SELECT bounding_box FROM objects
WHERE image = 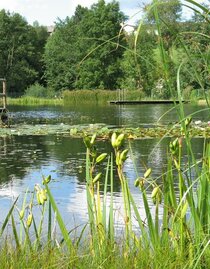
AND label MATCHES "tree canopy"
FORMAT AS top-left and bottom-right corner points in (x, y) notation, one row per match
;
(44, 0), (127, 91)
(0, 10), (48, 95)
(0, 0), (209, 99)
